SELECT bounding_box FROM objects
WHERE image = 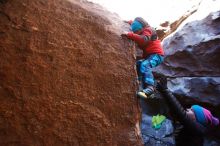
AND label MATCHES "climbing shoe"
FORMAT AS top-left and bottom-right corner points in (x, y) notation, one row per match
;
(137, 86), (155, 99)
